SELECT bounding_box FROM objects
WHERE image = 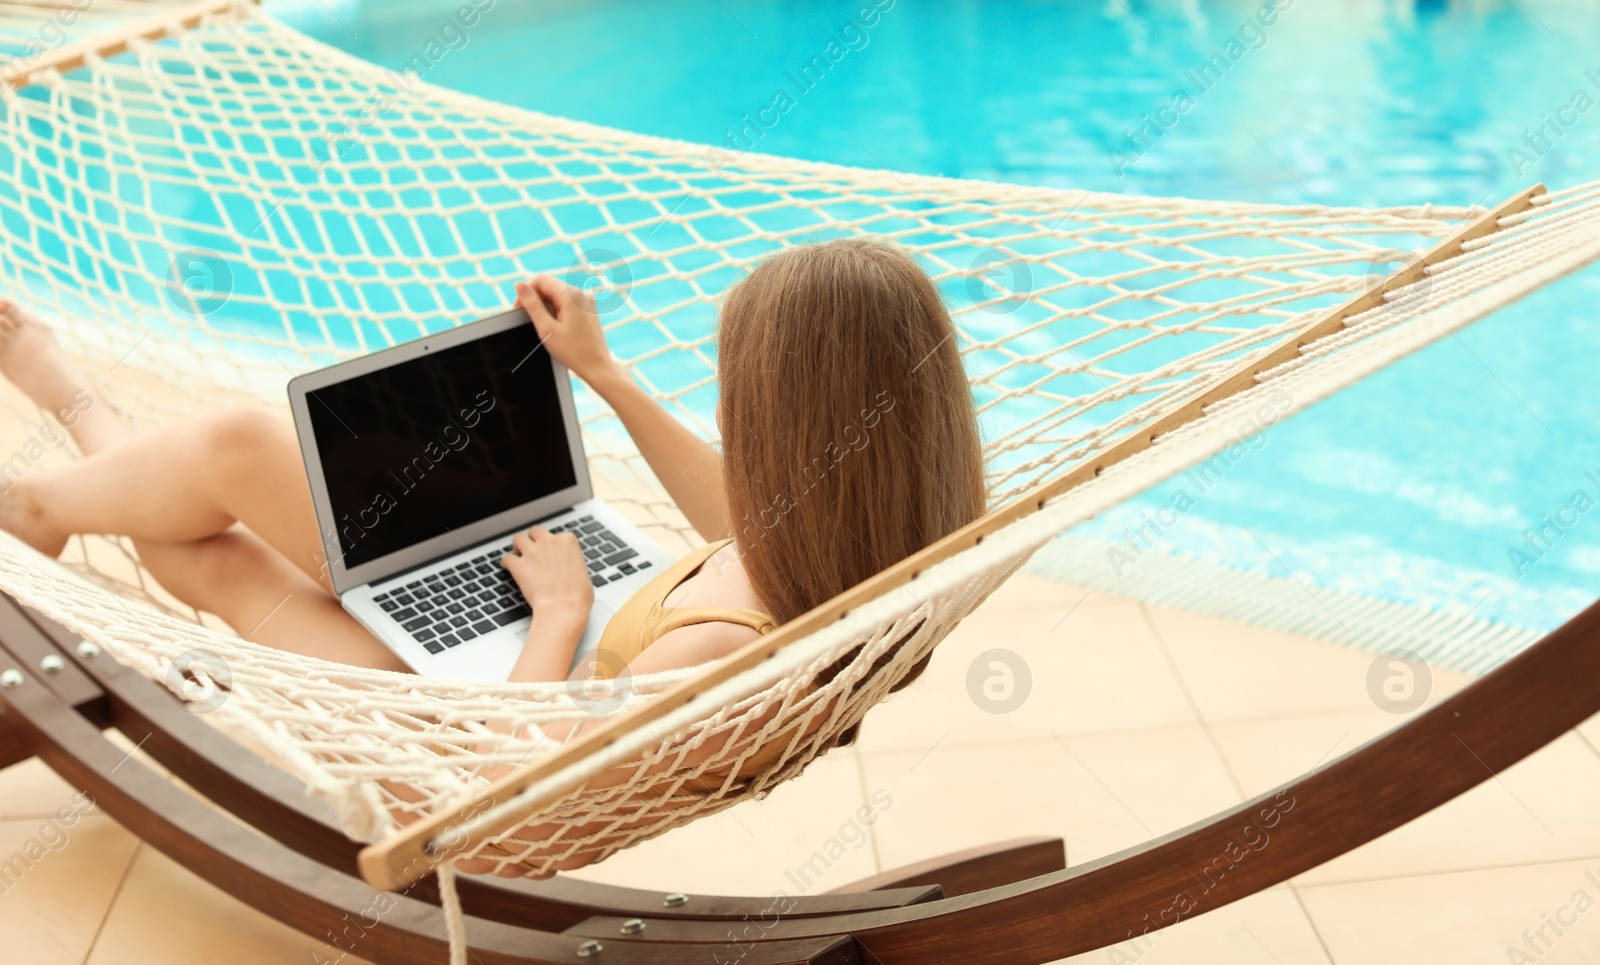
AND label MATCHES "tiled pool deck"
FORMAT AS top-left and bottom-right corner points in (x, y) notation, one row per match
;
(4, 572), (1599, 964)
